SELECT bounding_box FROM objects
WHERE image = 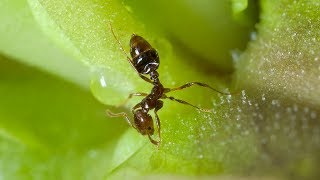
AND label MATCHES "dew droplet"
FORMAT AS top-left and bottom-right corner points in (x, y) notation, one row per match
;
(250, 31), (257, 41)
(231, 50), (242, 64)
(293, 104), (298, 112)
(198, 154), (204, 159)
(271, 99), (280, 106)
(311, 111), (317, 119)
(90, 69), (134, 105)
(99, 75), (107, 88)
(236, 114), (241, 121)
